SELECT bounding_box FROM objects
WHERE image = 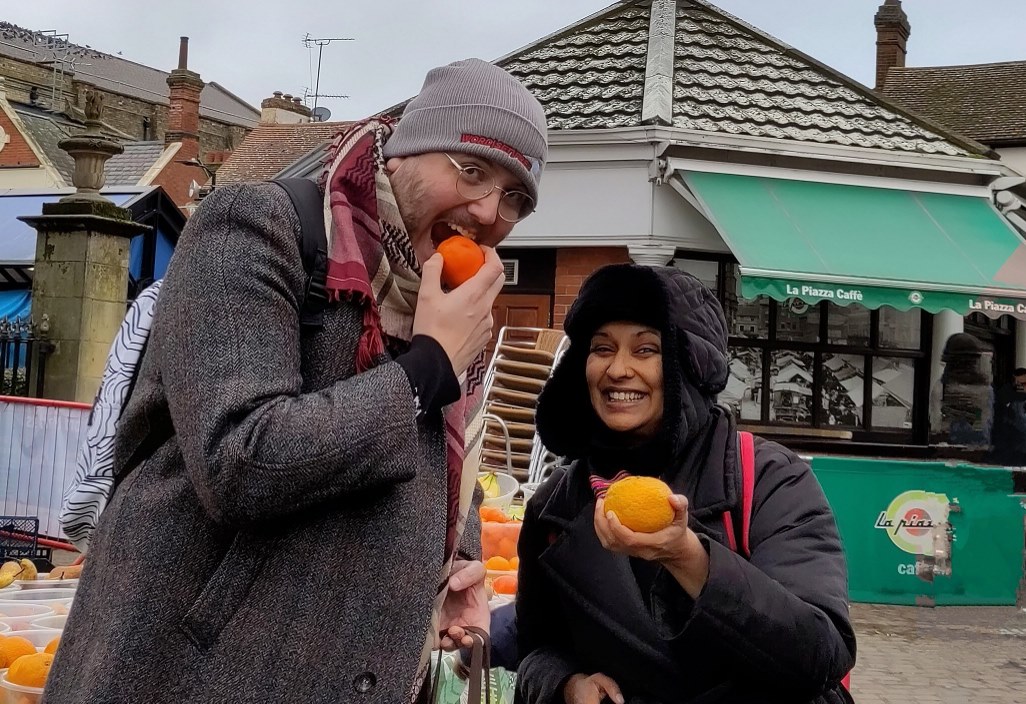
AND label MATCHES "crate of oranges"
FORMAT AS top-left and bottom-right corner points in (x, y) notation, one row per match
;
(480, 506), (521, 599)
(480, 506), (521, 562)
